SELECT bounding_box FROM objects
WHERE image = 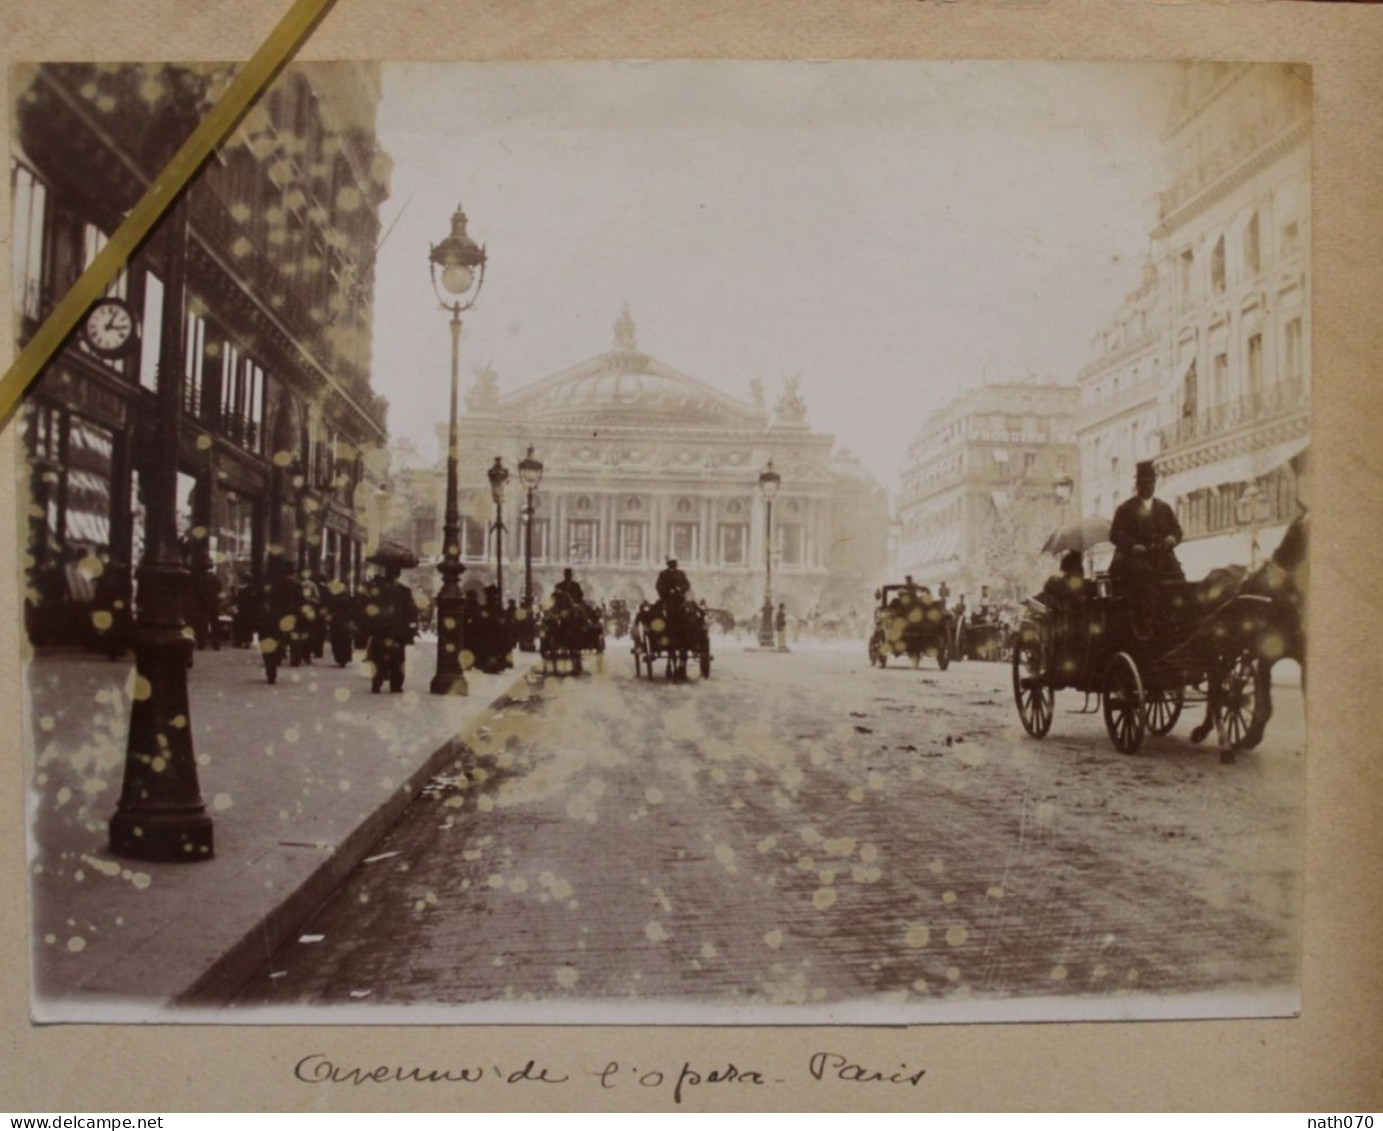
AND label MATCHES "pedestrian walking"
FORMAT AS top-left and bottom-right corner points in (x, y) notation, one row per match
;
(257, 558), (302, 685)
(364, 564), (419, 693)
(325, 578), (359, 667)
(775, 601), (788, 650)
